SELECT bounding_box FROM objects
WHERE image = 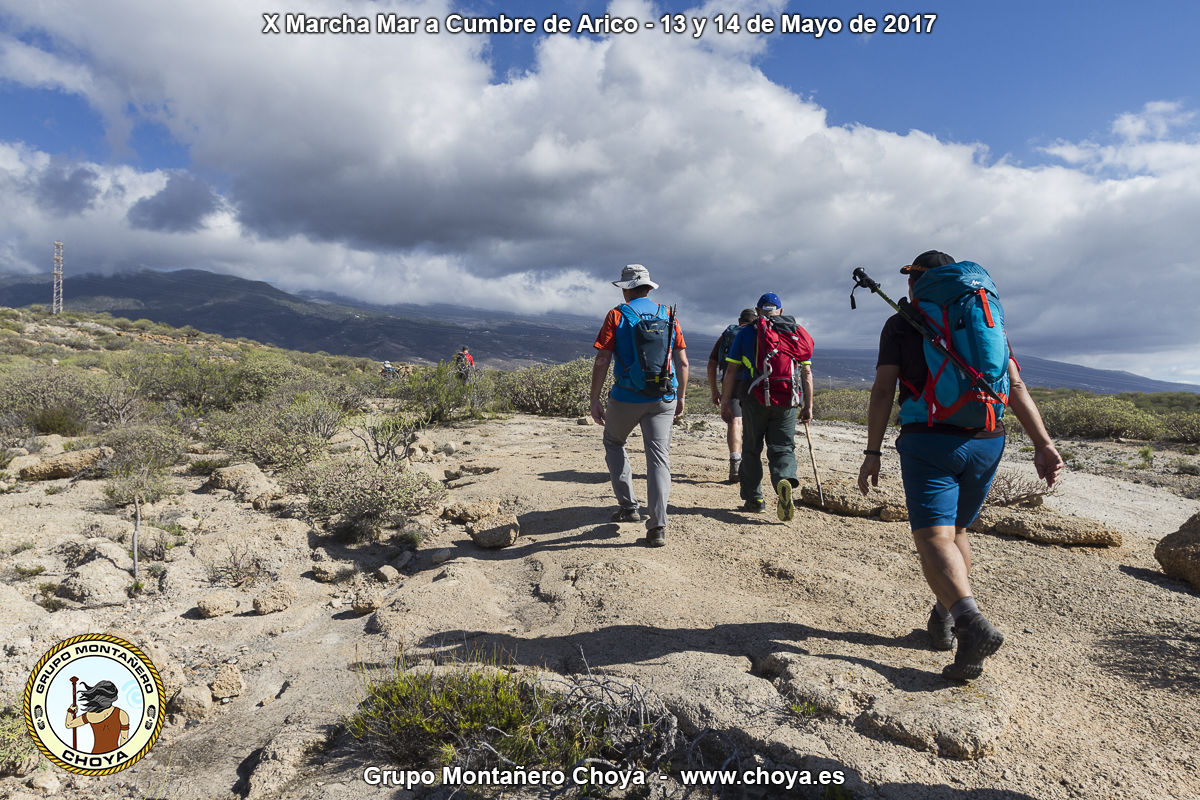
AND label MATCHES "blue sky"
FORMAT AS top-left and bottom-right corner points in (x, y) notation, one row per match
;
(3, 1), (1200, 382)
